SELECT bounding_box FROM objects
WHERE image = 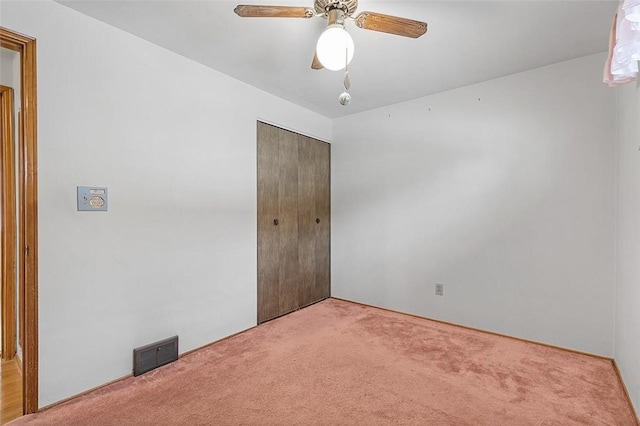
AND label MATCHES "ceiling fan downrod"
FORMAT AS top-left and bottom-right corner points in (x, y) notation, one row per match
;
(326, 7), (346, 26)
